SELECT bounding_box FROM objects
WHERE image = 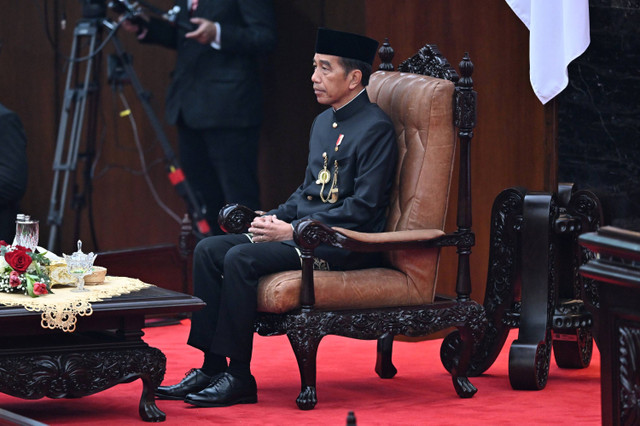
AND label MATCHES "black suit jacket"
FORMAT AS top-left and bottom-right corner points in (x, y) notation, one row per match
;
(0, 104), (28, 242)
(267, 90), (397, 232)
(142, 0), (277, 129)
(265, 90), (397, 266)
